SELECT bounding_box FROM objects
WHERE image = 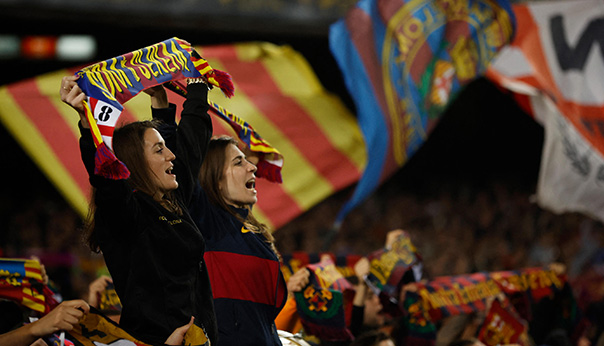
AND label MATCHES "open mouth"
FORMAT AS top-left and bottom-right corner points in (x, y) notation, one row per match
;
(166, 167), (174, 175)
(245, 179), (256, 190)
